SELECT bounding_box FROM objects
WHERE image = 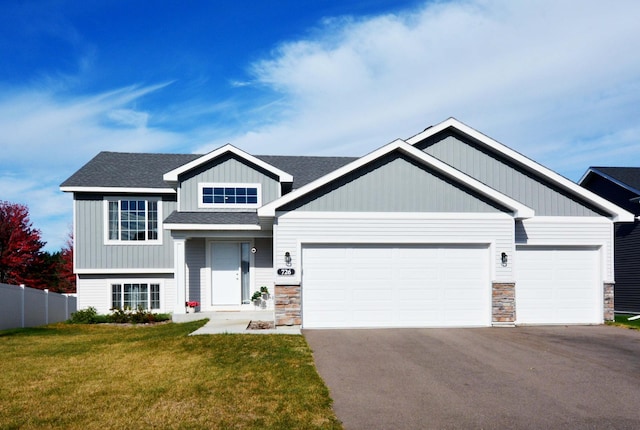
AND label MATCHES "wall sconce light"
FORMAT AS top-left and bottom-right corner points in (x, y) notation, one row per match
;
(501, 252), (508, 267)
(284, 251), (292, 266)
